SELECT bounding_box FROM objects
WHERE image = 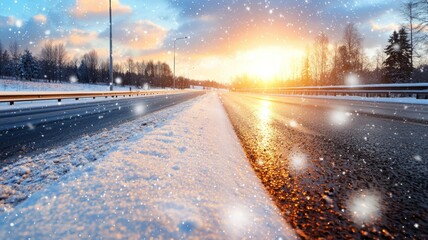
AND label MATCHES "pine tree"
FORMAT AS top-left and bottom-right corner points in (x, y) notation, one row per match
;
(398, 28), (413, 81)
(20, 49), (39, 81)
(383, 28), (412, 83)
